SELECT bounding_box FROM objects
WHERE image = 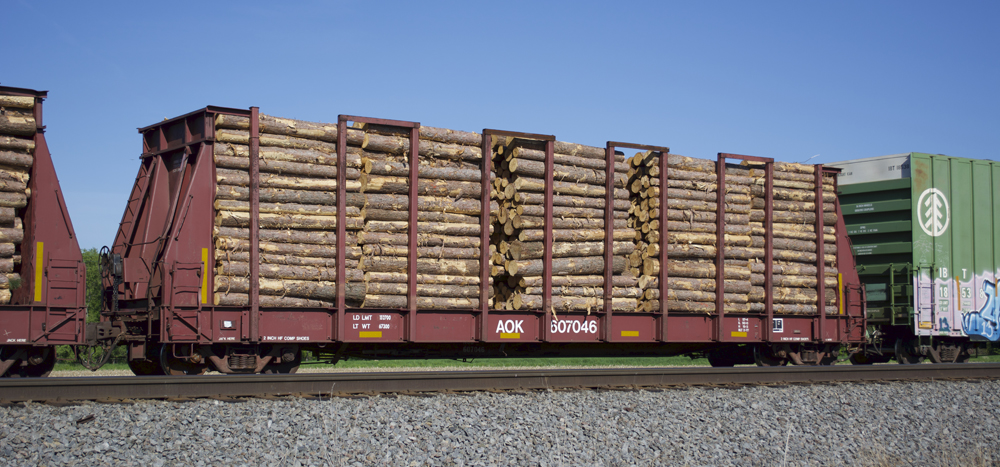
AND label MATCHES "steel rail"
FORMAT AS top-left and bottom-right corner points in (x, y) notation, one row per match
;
(2, 364), (999, 403)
